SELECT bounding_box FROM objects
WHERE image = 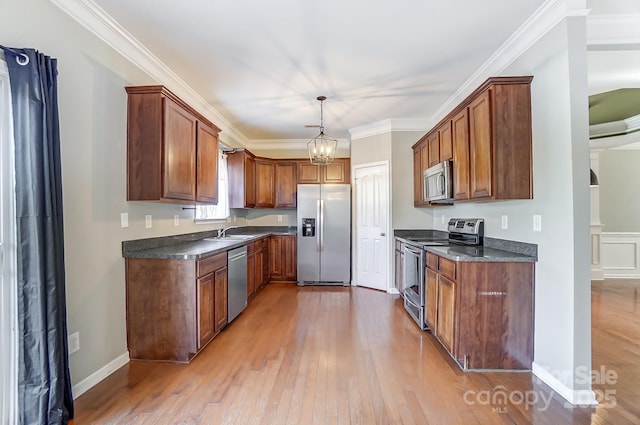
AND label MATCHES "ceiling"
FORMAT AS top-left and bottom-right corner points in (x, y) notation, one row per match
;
(76, 0), (640, 147)
(91, 0), (549, 145)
